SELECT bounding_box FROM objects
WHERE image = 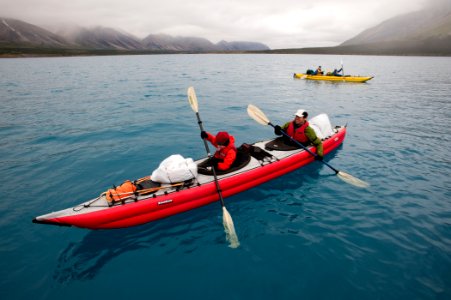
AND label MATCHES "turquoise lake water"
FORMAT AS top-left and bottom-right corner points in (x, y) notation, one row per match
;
(1, 54), (450, 299)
